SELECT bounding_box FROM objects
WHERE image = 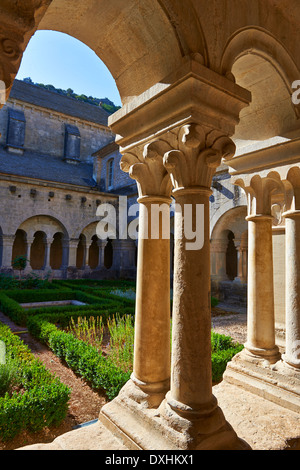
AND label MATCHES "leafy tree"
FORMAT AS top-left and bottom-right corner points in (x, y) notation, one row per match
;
(12, 255), (28, 281)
